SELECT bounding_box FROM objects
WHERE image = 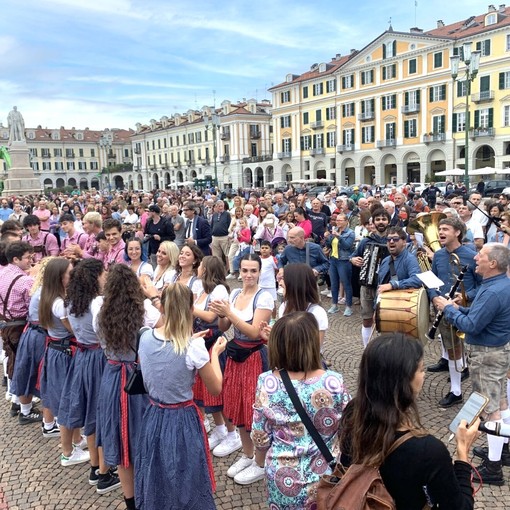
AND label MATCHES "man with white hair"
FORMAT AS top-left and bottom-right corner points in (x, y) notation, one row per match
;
(243, 204), (259, 233)
(383, 200), (400, 227)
